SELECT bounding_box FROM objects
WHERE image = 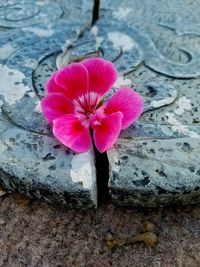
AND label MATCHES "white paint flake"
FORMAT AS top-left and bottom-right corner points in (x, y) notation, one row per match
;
(34, 100), (42, 113)
(0, 65), (28, 105)
(107, 32), (134, 51)
(56, 40), (74, 69)
(174, 96), (192, 115)
(166, 112), (200, 138)
(70, 150), (97, 206)
(107, 148), (121, 173)
(113, 7), (131, 20)
(151, 97), (175, 108)
(91, 26), (98, 36)
(36, 0), (48, 6)
(24, 58), (38, 69)
(114, 75), (132, 88)
(23, 27), (54, 38)
(0, 143), (7, 154)
(61, 39), (73, 52)
(151, 90), (177, 108)
(91, 25), (104, 48)
(0, 43), (17, 60)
